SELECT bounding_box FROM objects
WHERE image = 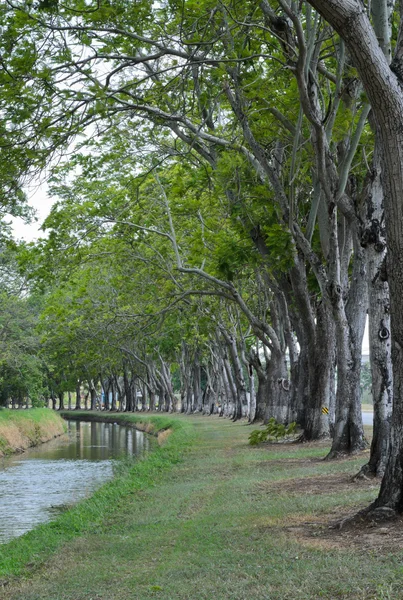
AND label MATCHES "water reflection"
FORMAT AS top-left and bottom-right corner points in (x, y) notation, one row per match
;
(0, 420), (150, 543)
